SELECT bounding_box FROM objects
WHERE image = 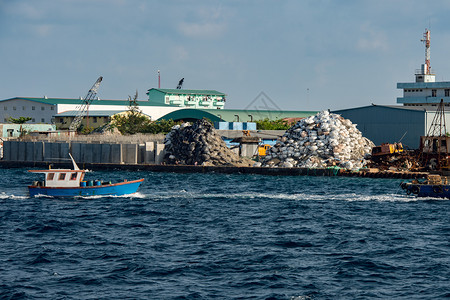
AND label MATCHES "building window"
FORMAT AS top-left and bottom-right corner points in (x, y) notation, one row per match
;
(32, 106), (35, 110)
(3, 118), (7, 122)
(22, 106), (25, 110)
(93, 117), (97, 123)
(41, 106), (45, 110)
(41, 118), (45, 122)
(446, 89), (450, 97)
(432, 89), (437, 97)
(51, 106), (54, 110)
(59, 118), (63, 123)
(13, 106), (16, 110)
(3, 106), (6, 110)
